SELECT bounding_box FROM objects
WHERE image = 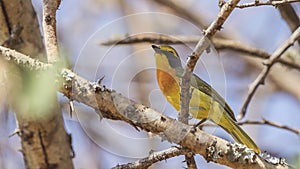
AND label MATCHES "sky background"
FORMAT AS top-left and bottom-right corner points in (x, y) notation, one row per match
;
(1, 0), (300, 168)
